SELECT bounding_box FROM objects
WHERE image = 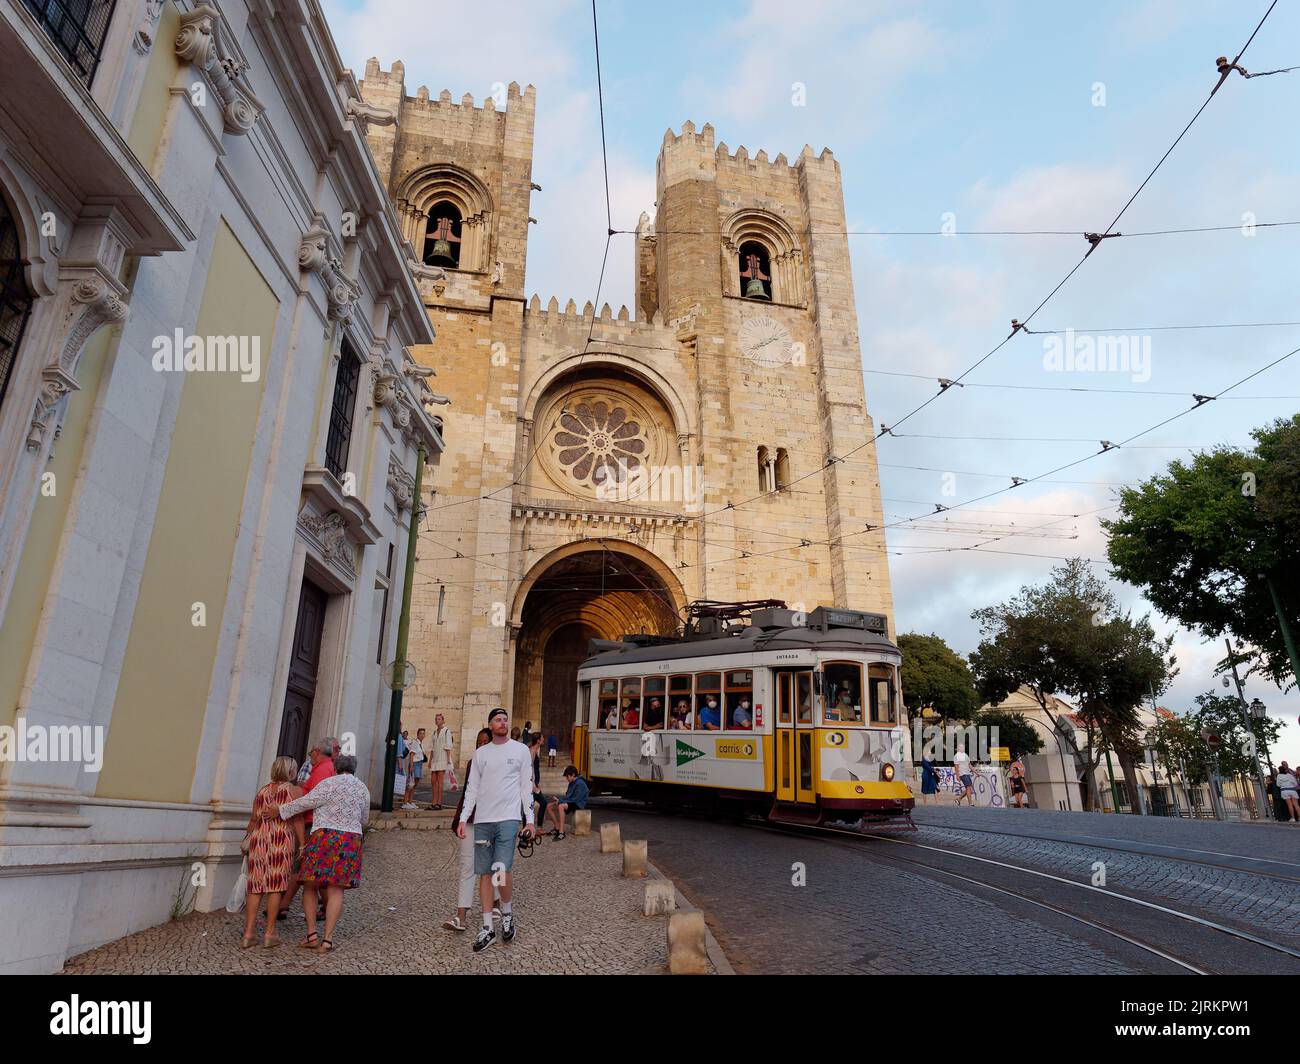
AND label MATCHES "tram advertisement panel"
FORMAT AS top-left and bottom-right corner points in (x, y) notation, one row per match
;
(589, 730), (766, 791)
